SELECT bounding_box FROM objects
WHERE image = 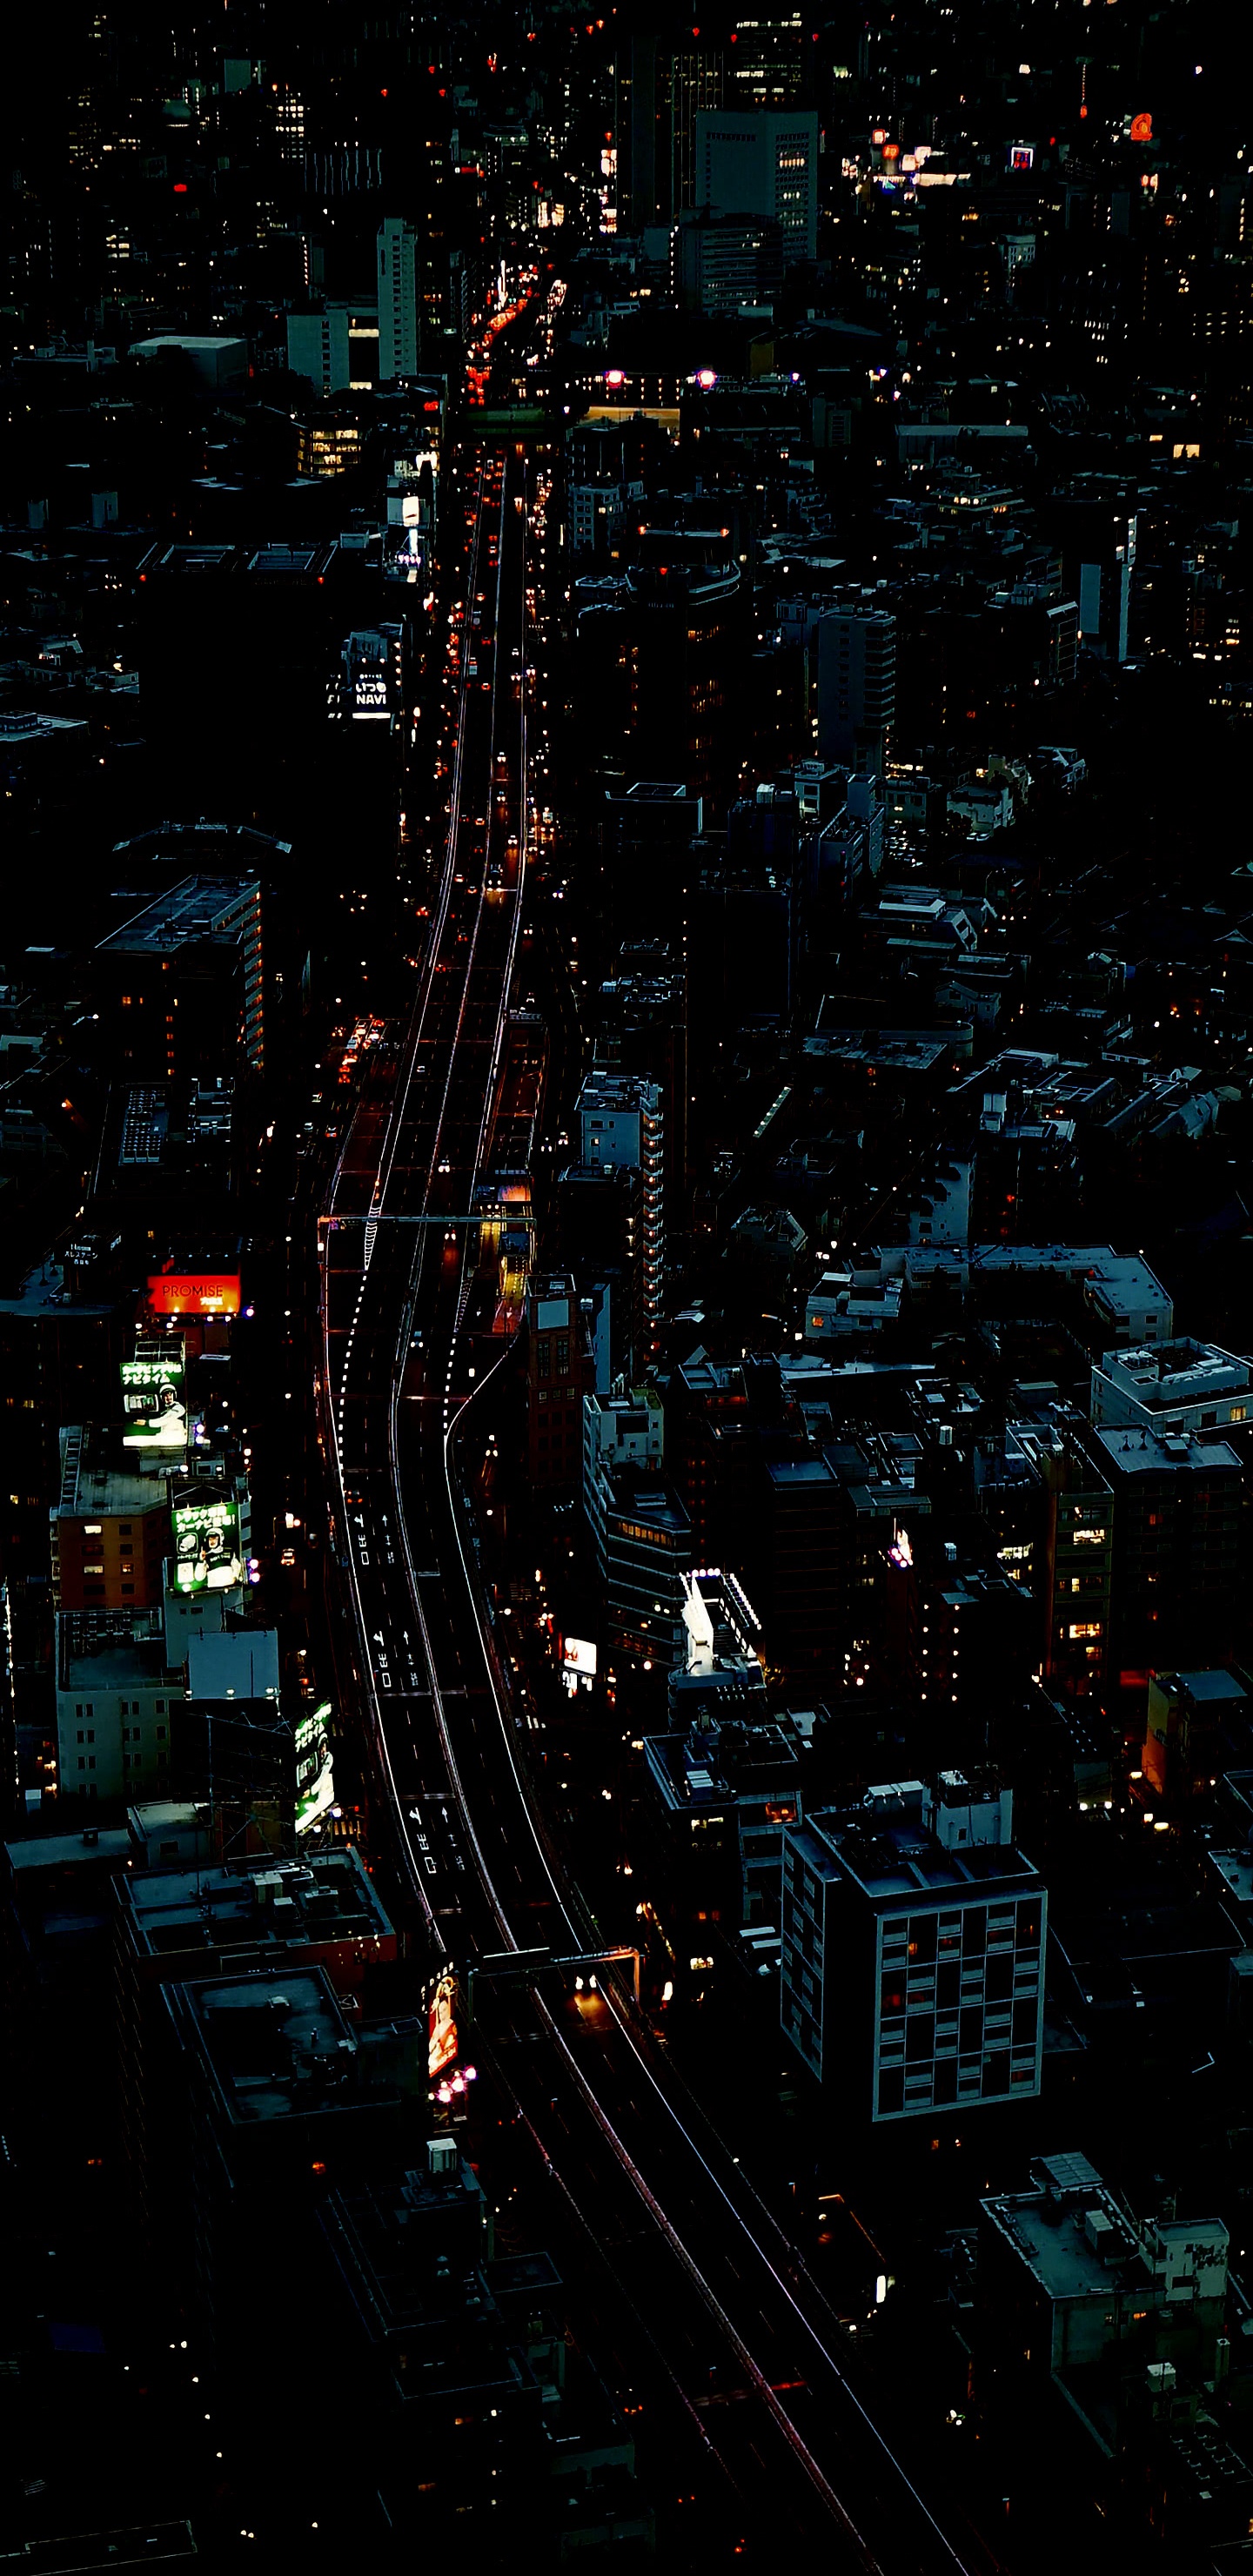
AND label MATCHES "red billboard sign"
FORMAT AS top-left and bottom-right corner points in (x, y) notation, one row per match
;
(147, 1272), (241, 1317)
